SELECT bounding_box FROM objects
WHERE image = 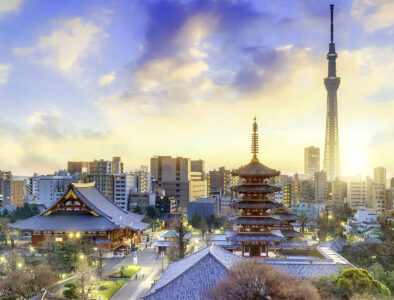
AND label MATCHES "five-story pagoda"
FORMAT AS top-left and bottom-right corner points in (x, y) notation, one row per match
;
(228, 118), (300, 258)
